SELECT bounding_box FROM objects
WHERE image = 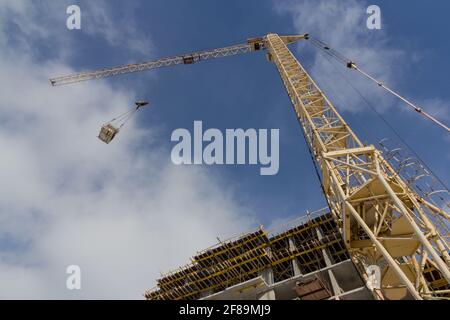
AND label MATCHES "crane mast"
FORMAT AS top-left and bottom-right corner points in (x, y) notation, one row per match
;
(50, 33), (450, 299)
(264, 33), (449, 300)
